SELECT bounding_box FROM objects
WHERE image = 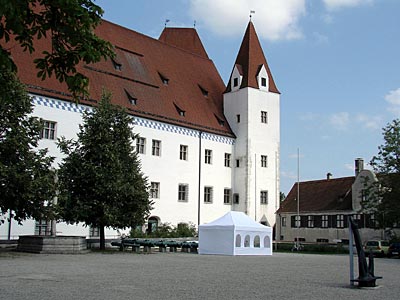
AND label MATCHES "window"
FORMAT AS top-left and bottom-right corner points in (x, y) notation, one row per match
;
(125, 90), (137, 105)
(205, 149), (212, 164)
(260, 190), (268, 204)
(261, 111), (268, 123)
(150, 182), (160, 199)
(40, 121), (57, 140)
(204, 186), (213, 203)
(353, 214), (362, 228)
(89, 226), (100, 237)
(293, 215), (300, 228)
(236, 114), (241, 123)
(152, 140), (161, 156)
(136, 137), (146, 154)
(321, 215), (329, 228)
(199, 85), (208, 97)
(112, 58), (122, 71)
(35, 220), (52, 236)
(336, 214), (344, 228)
(317, 238), (329, 243)
(235, 234), (241, 247)
(180, 145), (188, 160)
(233, 78), (239, 87)
(281, 217), (286, 227)
(261, 77), (267, 87)
(224, 188), (231, 204)
(215, 115), (225, 127)
(308, 216), (314, 228)
(174, 103), (185, 117)
(178, 184), (189, 202)
(361, 189), (367, 202)
(233, 193), (239, 204)
(261, 155), (268, 168)
(224, 153), (231, 167)
(236, 159), (240, 168)
(158, 72), (169, 85)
